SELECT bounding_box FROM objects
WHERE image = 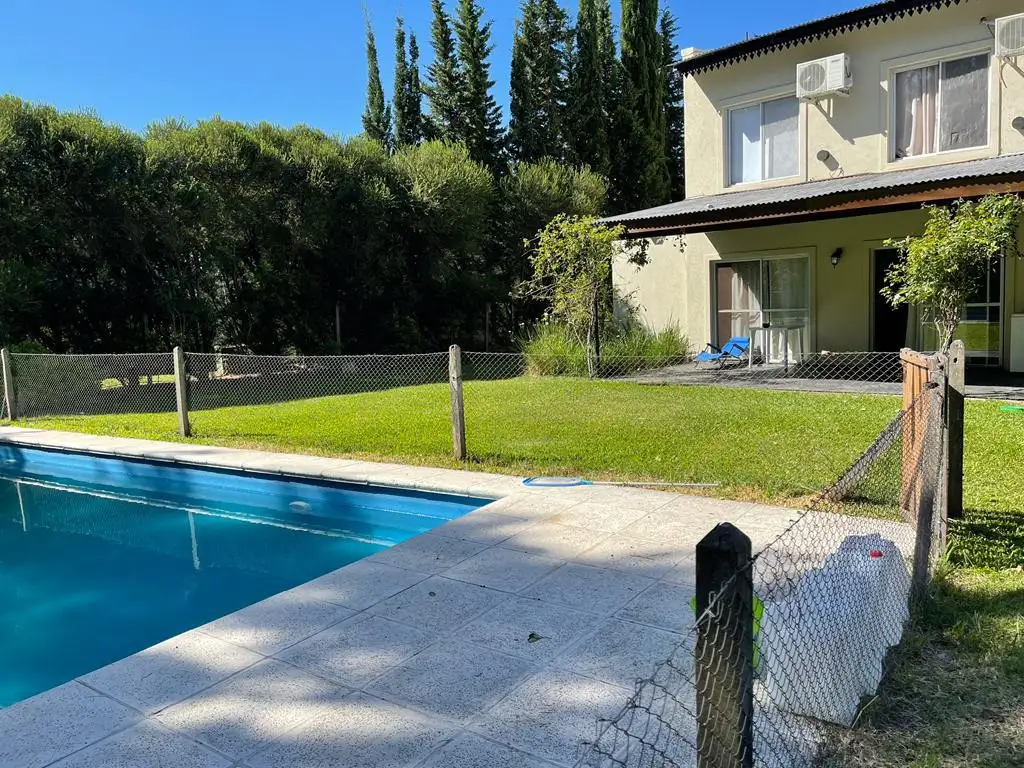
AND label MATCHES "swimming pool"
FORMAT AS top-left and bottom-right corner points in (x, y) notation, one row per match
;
(0, 445), (484, 707)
